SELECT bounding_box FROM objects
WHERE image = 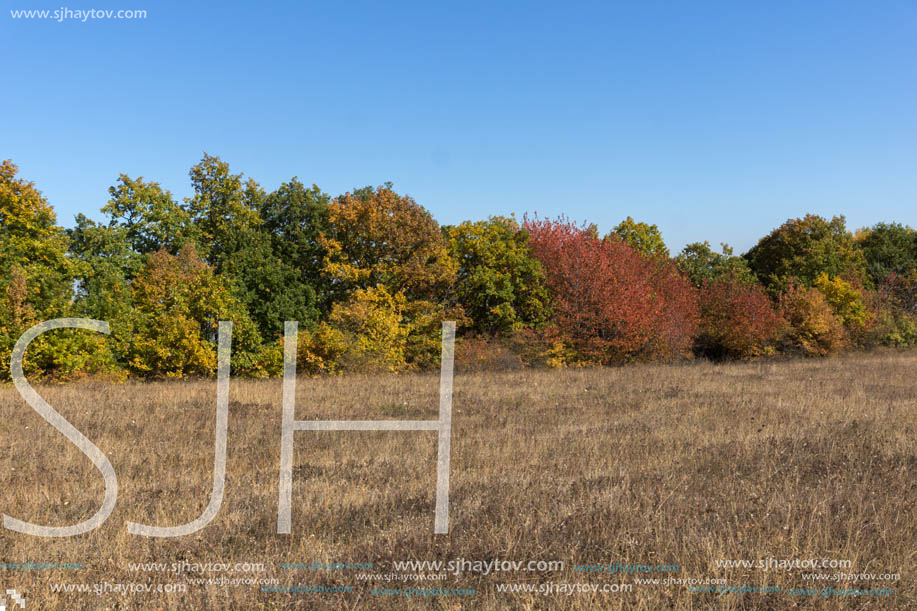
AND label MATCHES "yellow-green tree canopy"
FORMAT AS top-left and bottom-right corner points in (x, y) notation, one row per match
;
(608, 216), (669, 259)
(445, 216), (551, 336)
(319, 184), (457, 303)
(745, 214), (867, 291)
(122, 246), (262, 377)
(0, 159), (73, 314)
